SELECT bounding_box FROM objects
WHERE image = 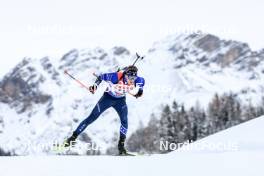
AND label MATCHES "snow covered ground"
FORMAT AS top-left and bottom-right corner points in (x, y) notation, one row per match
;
(1, 115), (263, 176)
